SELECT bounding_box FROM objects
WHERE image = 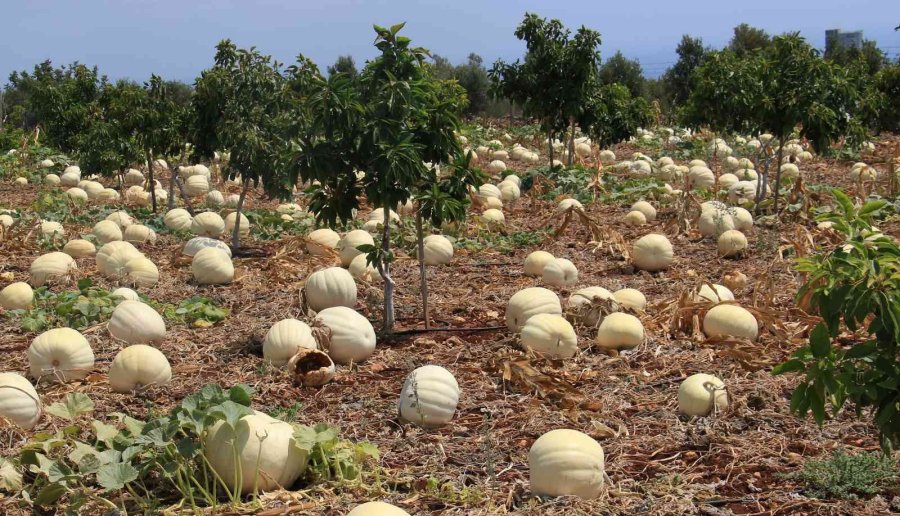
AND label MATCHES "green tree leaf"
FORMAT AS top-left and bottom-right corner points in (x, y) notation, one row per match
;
(809, 323), (832, 358)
